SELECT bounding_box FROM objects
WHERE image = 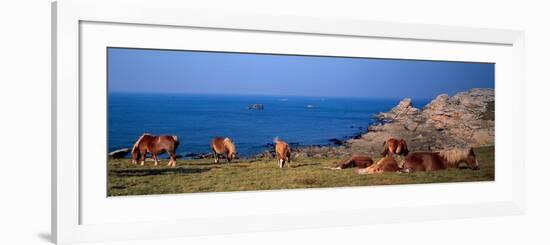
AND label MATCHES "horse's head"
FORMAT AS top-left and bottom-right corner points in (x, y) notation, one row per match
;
(223, 137), (238, 162)
(131, 147), (140, 164)
(227, 152), (238, 162)
(396, 139), (409, 156)
(466, 147), (479, 170)
(131, 133), (149, 164)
